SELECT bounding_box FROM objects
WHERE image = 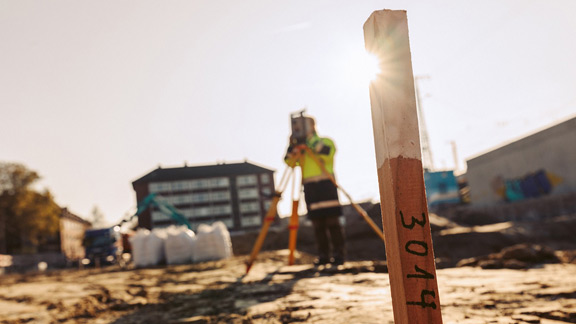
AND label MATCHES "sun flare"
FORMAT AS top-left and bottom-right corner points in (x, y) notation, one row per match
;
(355, 51), (381, 84)
(340, 49), (382, 86)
